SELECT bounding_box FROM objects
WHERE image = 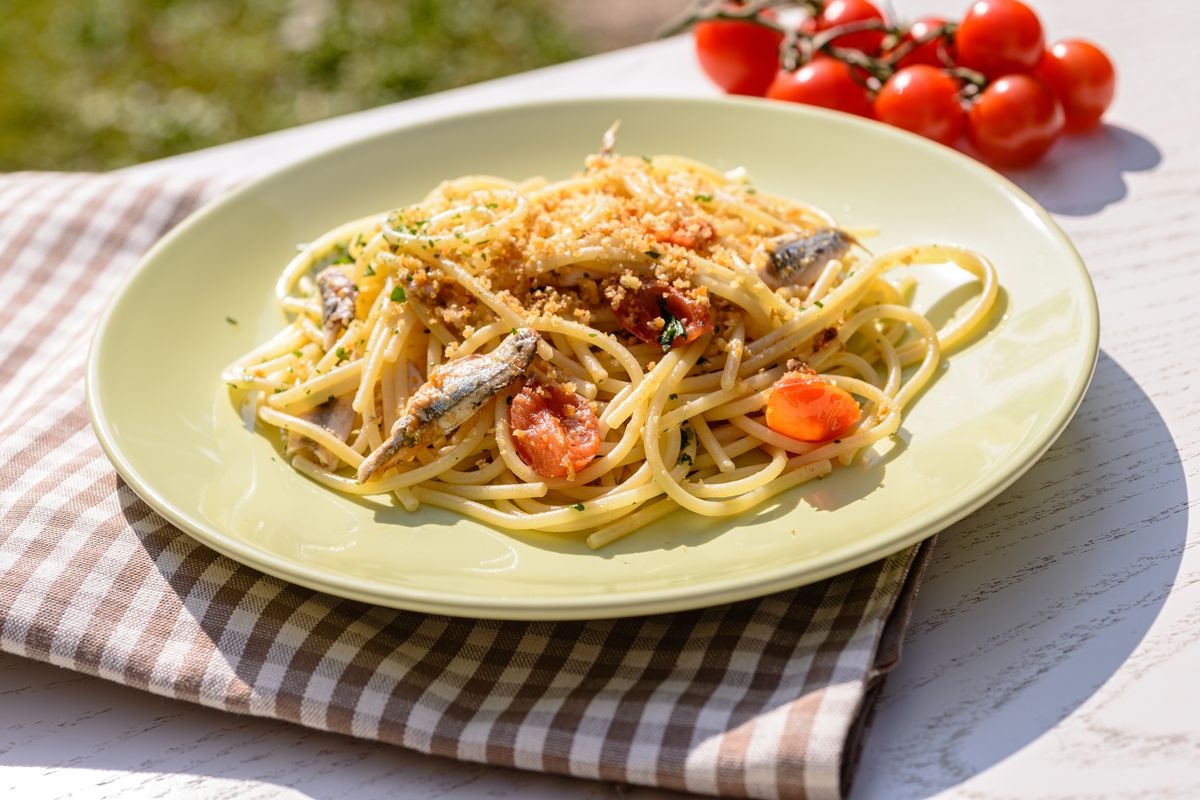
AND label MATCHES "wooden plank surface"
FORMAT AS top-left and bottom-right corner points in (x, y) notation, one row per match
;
(4, 0), (1199, 797)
